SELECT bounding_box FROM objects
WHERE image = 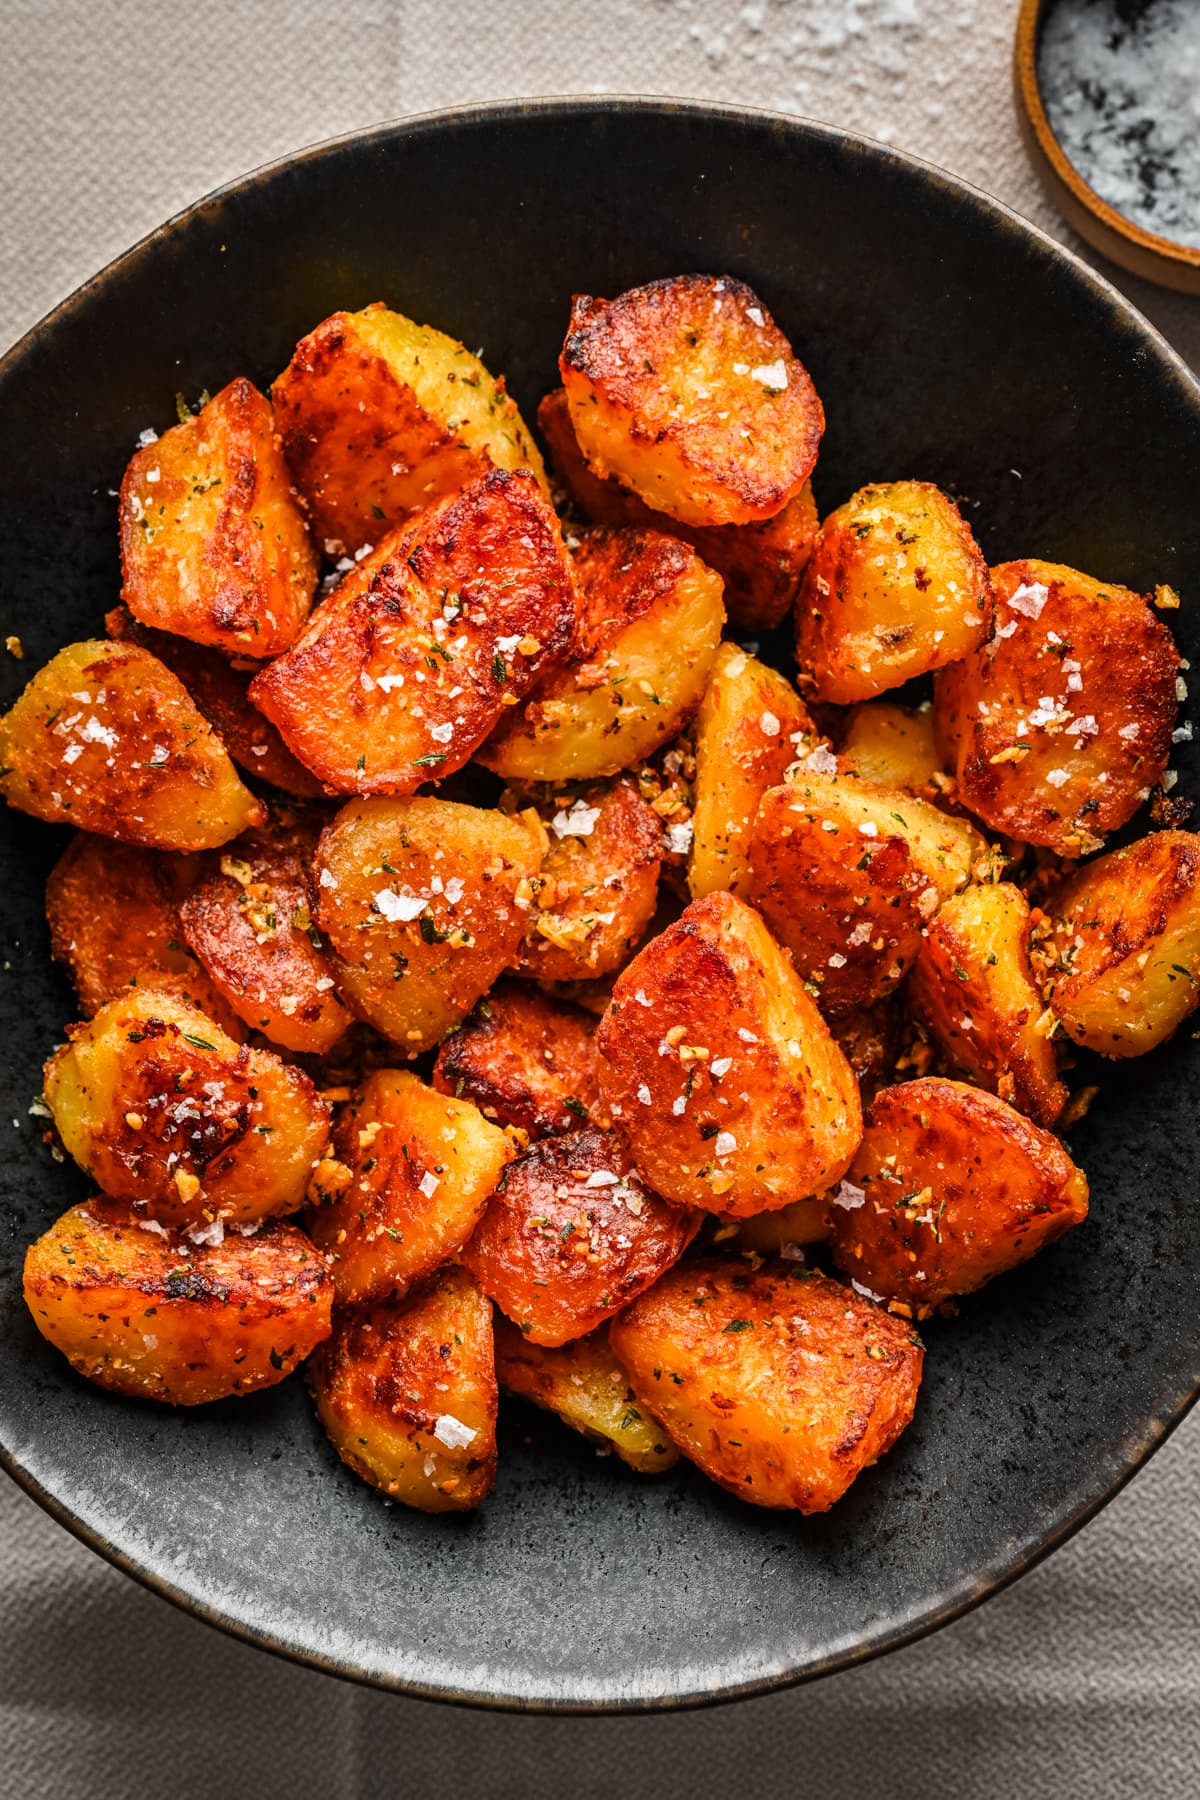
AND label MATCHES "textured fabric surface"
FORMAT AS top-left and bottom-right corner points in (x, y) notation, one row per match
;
(1, 3), (1198, 1795)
